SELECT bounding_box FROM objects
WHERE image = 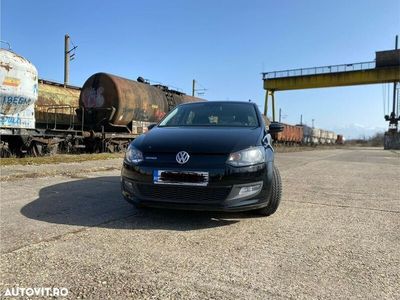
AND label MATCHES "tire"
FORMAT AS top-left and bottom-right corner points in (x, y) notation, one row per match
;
(255, 165), (282, 216)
